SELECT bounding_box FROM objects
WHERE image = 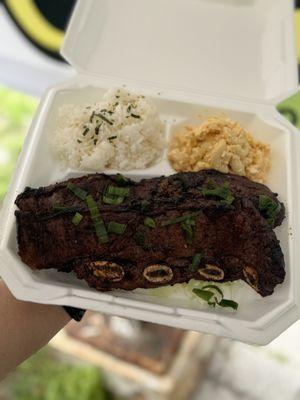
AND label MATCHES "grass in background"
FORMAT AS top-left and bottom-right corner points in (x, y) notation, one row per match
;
(277, 91), (300, 129)
(5, 349), (111, 400)
(0, 85), (37, 200)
